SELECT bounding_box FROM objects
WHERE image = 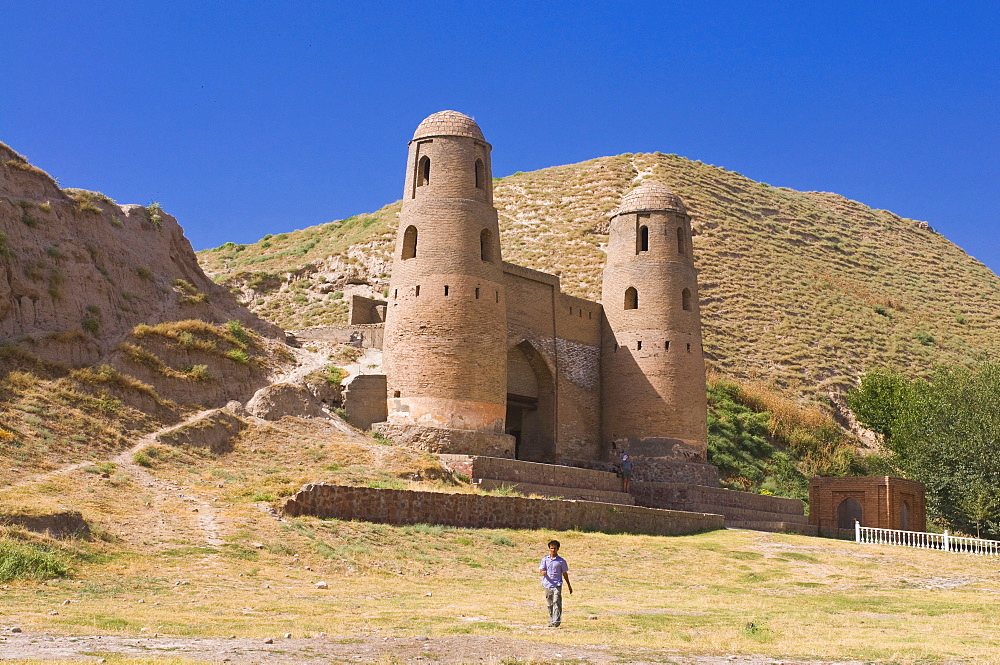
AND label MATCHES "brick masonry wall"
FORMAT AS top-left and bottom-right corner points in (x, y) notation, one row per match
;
(438, 455), (624, 492)
(633, 481), (807, 522)
(576, 458), (720, 485)
(384, 126), (508, 434)
(809, 476), (927, 531)
(283, 484), (724, 536)
(502, 267), (604, 462)
(342, 374), (388, 431)
(348, 295), (387, 325)
(601, 200), (708, 458)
